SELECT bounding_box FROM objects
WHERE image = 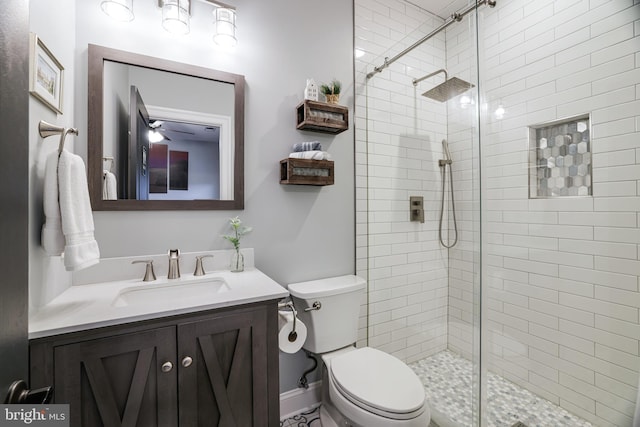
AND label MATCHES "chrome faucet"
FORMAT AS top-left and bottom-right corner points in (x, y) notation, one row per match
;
(168, 249), (181, 279)
(194, 255), (214, 276)
(132, 260), (156, 282)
